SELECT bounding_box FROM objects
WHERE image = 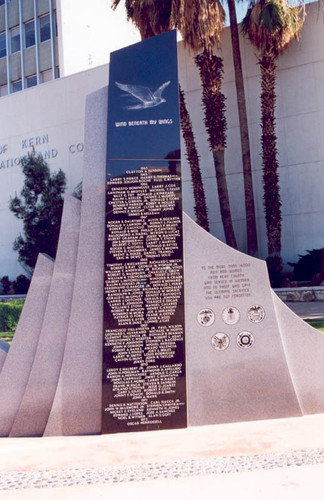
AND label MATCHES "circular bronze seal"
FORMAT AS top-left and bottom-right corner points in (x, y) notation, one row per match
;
(222, 306), (240, 325)
(211, 333), (230, 351)
(247, 305), (265, 323)
(237, 331), (254, 349)
(197, 308), (215, 327)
